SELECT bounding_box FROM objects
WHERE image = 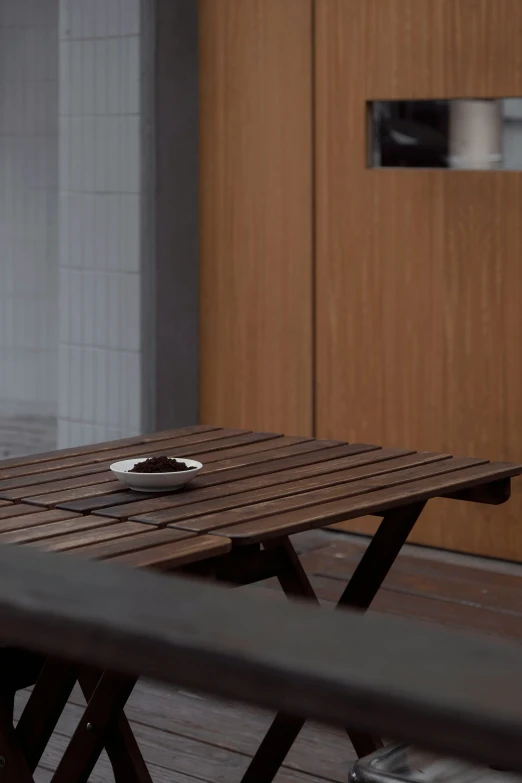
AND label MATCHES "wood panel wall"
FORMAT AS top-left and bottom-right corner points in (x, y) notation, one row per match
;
(315, 0), (522, 559)
(199, 0), (313, 436)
